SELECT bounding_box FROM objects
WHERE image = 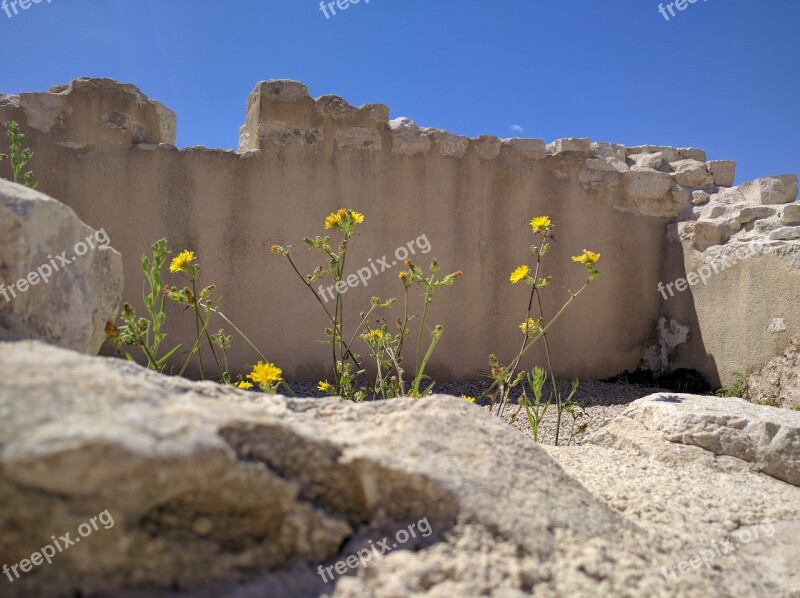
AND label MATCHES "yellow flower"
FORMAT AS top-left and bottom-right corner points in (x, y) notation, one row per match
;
(460, 395), (477, 403)
(169, 250), (195, 274)
(325, 211), (343, 230)
(398, 271), (408, 281)
(509, 265), (531, 284)
(519, 318), (537, 334)
(324, 209), (364, 230)
(571, 250), (601, 265)
(369, 329), (385, 340)
(530, 216), (552, 234)
(247, 361), (283, 385)
(318, 381), (334, 394)
(236, 381), (253, 390)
